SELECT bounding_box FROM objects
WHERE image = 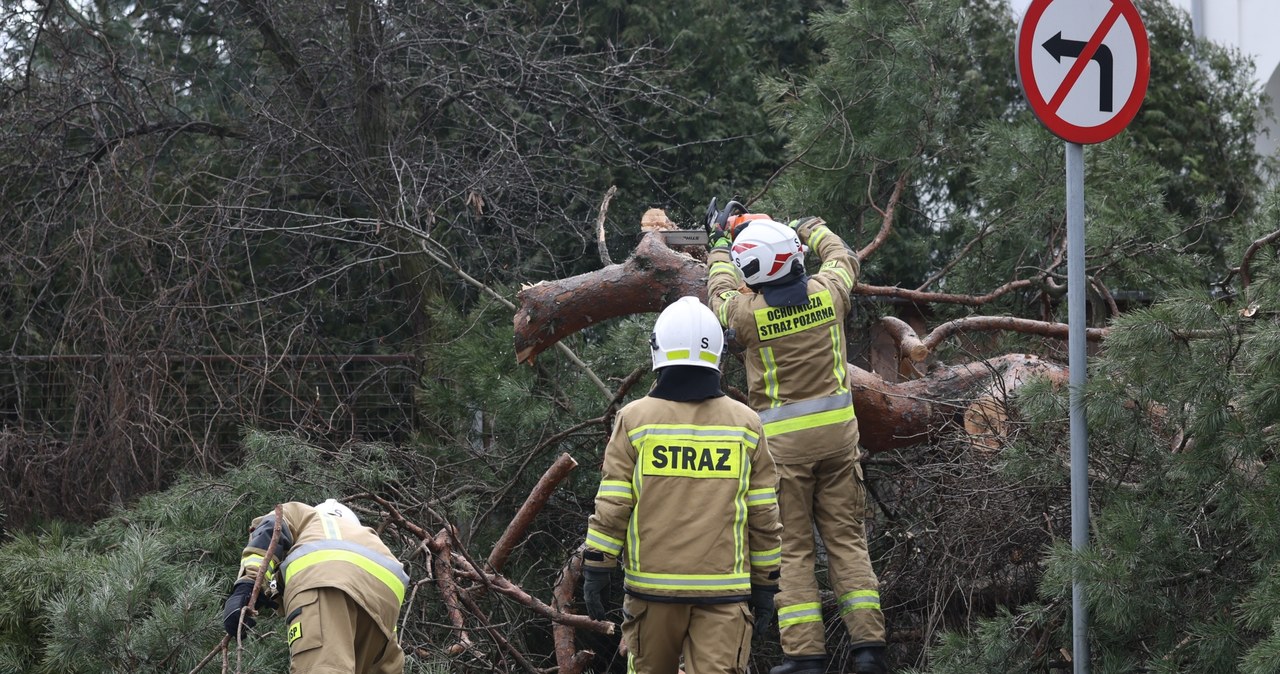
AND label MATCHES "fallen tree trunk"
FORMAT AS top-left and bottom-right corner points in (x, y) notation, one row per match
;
(514, 233), (1071, 452)
(514, 233), (708, 365)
